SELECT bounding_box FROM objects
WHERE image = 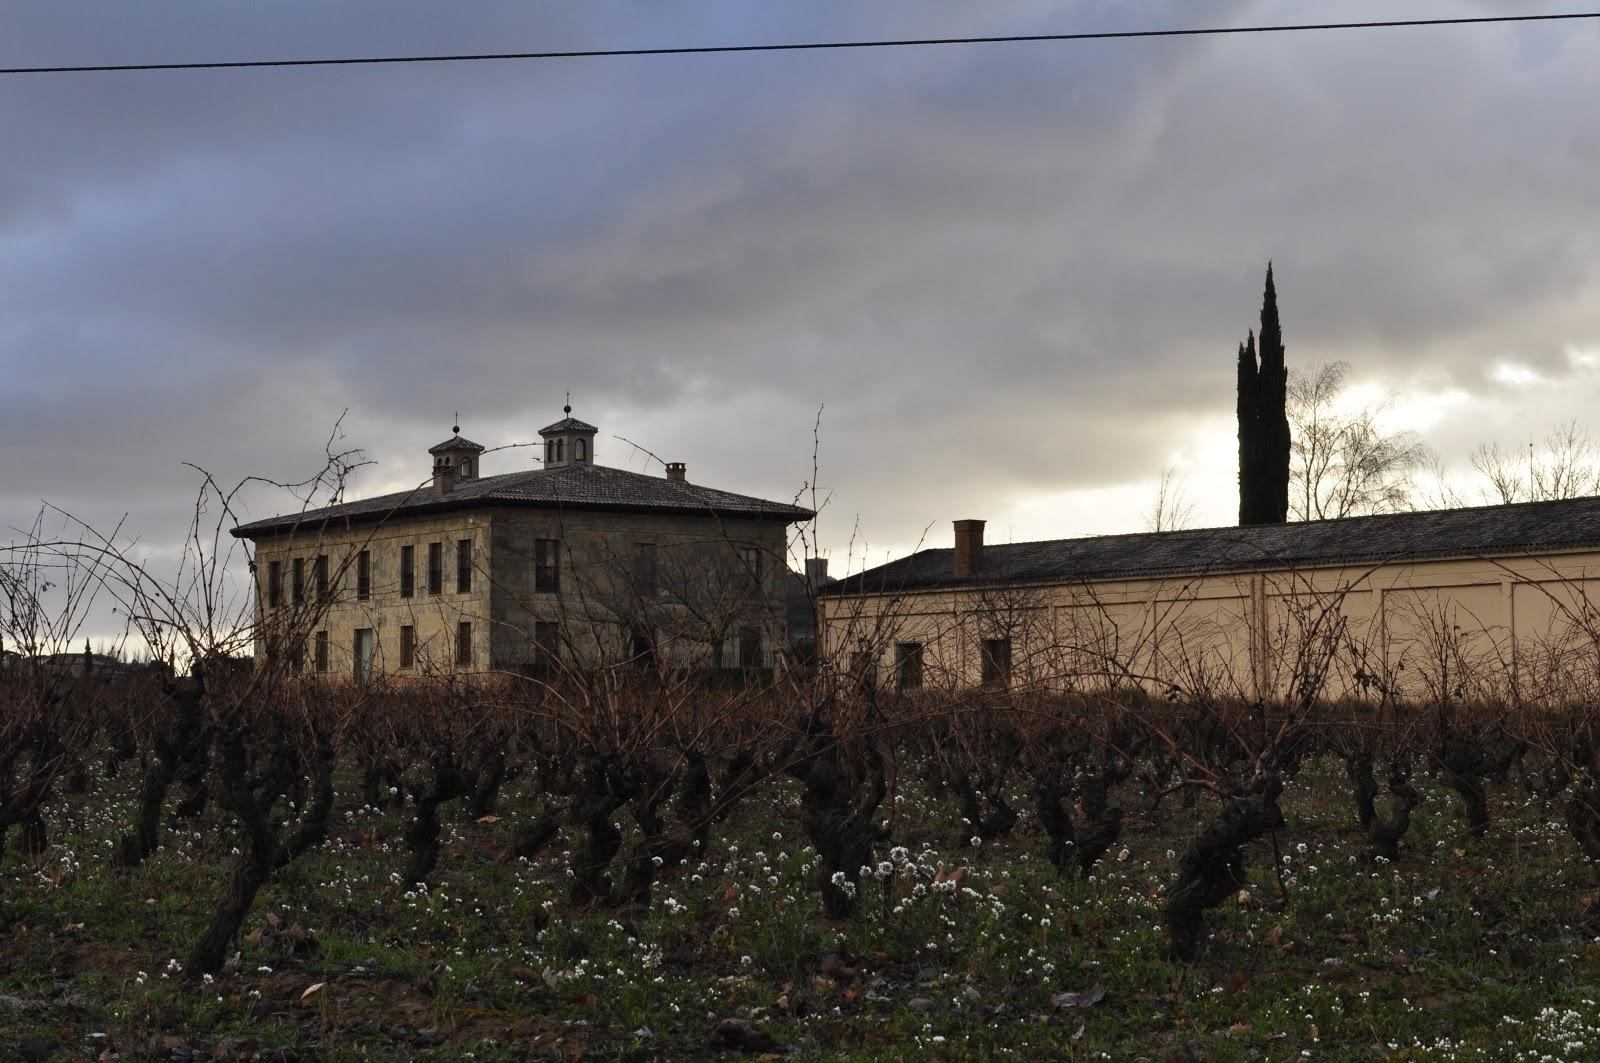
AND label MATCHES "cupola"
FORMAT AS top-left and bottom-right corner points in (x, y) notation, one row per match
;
(428, 425), (486, 495)
(539, 404), (598, 468)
